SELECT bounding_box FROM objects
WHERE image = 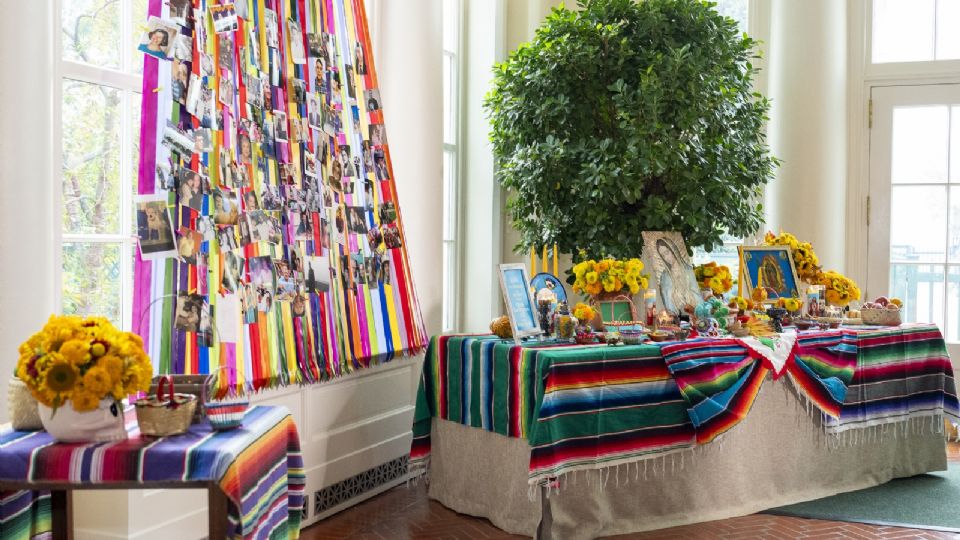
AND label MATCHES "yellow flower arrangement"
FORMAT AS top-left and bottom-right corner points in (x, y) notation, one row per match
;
(764, 231), (821, 282)
(572, 257), (648, 297)
(728, 296), (754, 312)
(764, 230), (860, 307)
(775, 297), (803, 313)
(16, 315), (153, 413)
(693, 262), (734, 296)
(818, 270), (861, 307)
(572, 303), (596, 324)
